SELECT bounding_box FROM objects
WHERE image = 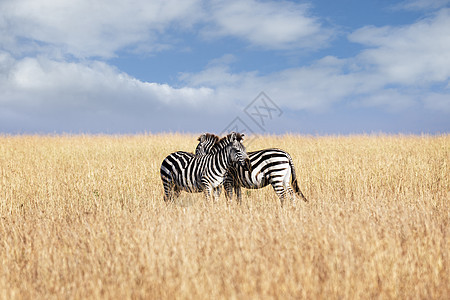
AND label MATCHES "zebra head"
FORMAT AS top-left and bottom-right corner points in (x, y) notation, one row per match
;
(195, 133), (219, 155)
(228, 132), (251, 171)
